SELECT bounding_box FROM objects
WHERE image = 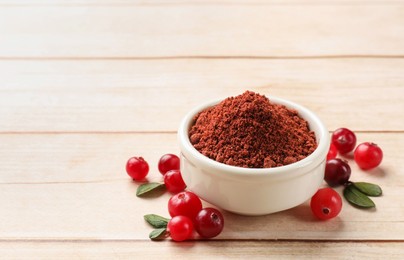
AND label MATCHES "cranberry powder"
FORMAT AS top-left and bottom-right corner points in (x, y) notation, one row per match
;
(189, 91), (317, 168)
